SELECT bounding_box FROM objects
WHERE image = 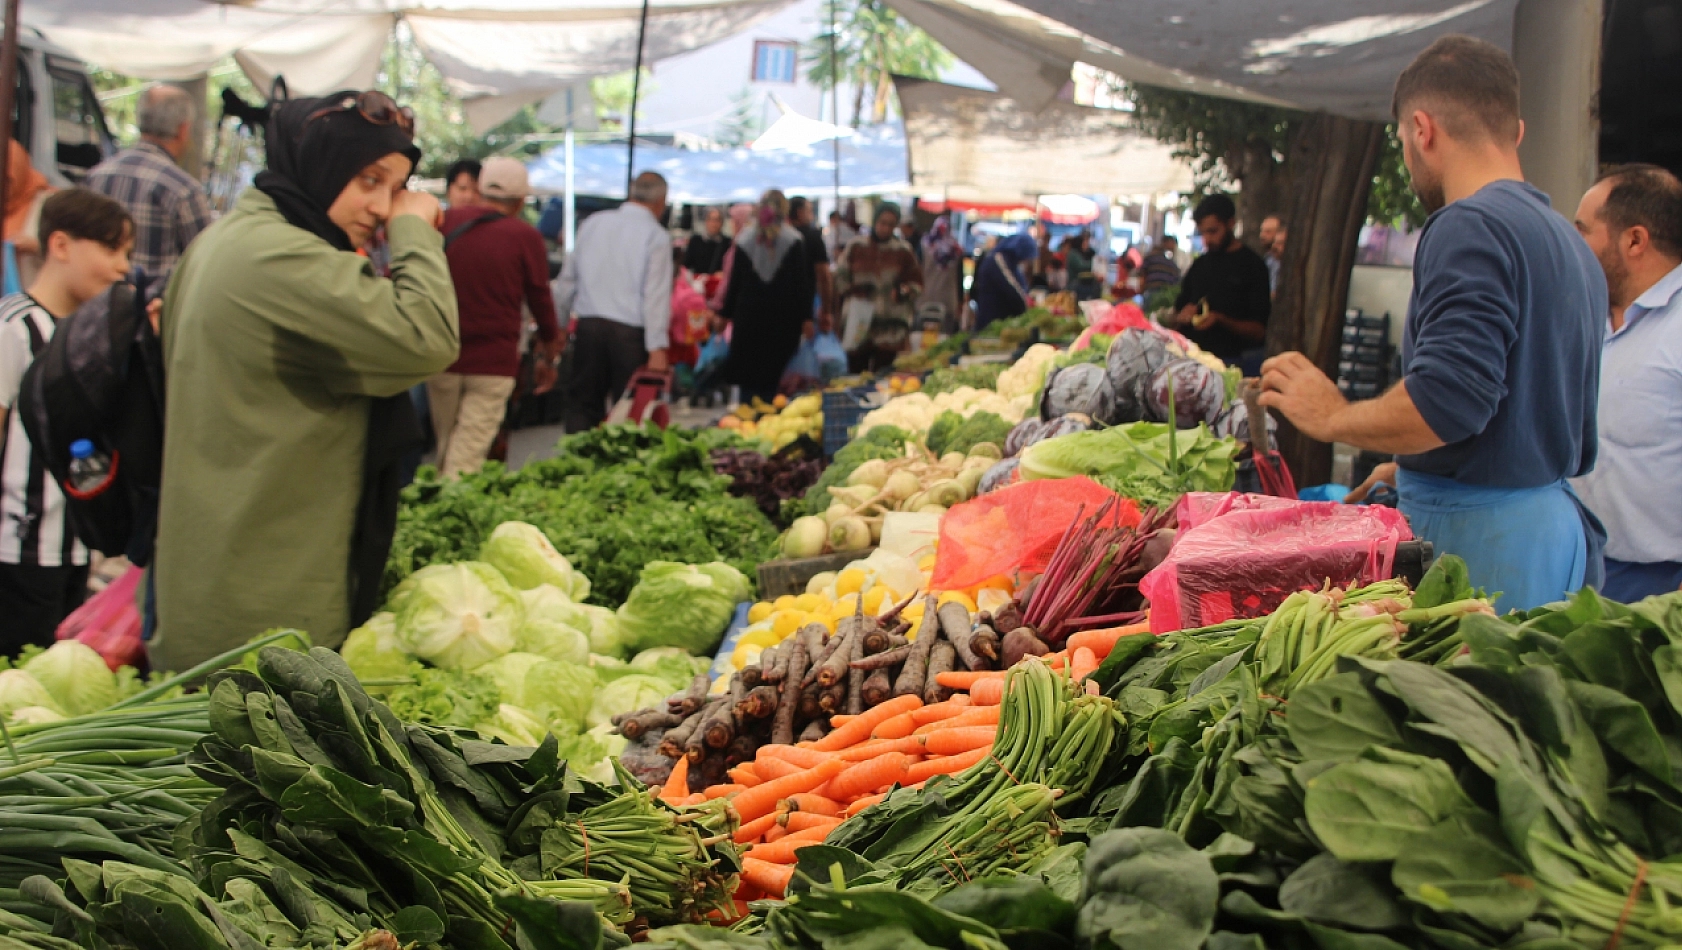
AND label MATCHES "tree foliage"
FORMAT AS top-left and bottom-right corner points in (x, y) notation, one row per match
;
(802, 0), (953, 125)
(716, 88), (767, 148)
